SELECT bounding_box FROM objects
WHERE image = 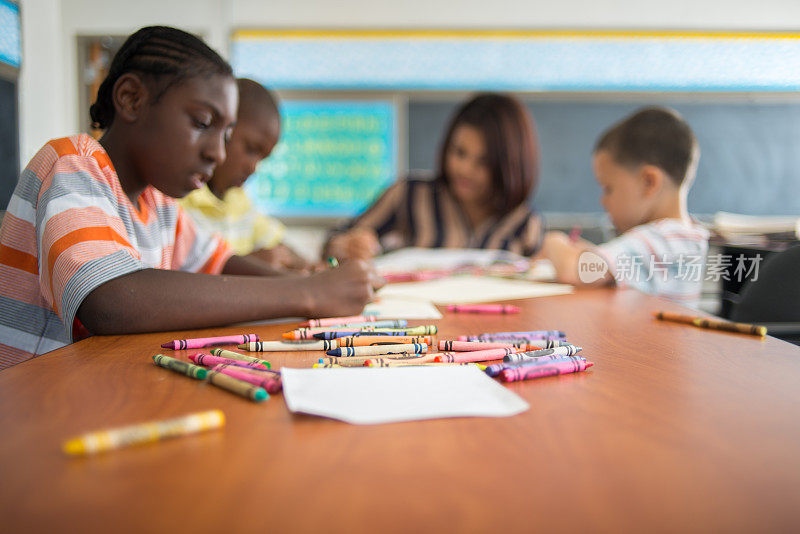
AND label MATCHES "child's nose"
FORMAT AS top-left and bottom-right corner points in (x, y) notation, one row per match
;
(205, 135), (227, 166)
